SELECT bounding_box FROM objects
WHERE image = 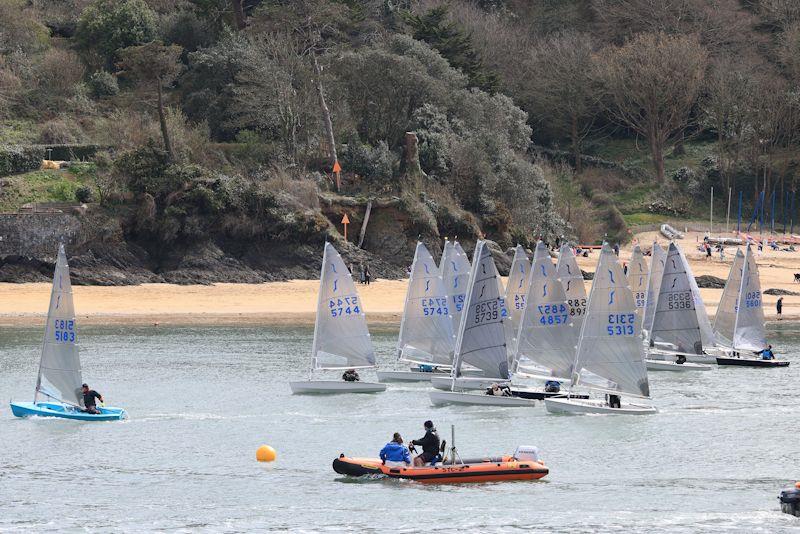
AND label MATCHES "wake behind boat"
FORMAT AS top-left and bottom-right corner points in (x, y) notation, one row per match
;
(10, 244), (126, 421)
(289, 242), (386, 394)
